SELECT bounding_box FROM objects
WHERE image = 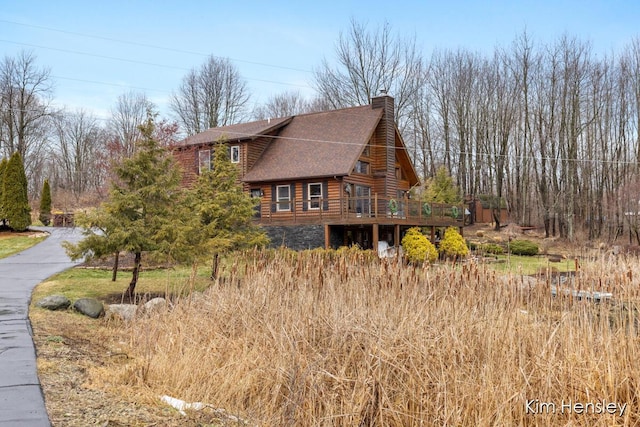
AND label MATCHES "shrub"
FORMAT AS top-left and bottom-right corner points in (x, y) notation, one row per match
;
(439, 227), (470, 260)
(509, 239), (538, 256)
(478, 243), (504, 255)
(401, 227), (438, 264)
